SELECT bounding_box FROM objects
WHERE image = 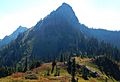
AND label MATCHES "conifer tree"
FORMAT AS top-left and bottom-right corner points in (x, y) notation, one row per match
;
(24, 56), (28, 72)
(71, 58), (76, 82)
(51, 60), (56, 74)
